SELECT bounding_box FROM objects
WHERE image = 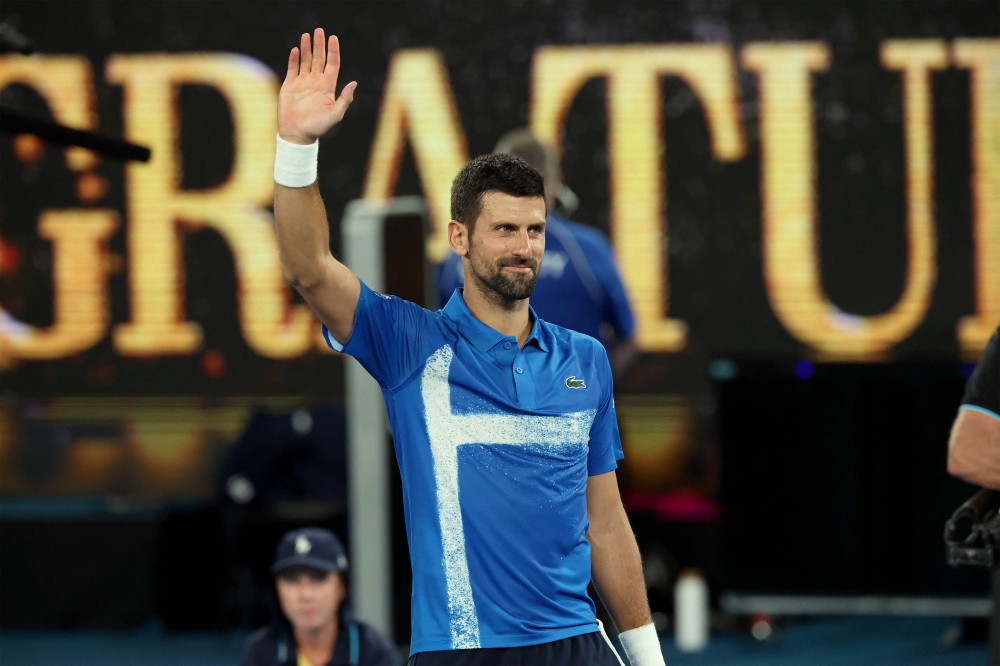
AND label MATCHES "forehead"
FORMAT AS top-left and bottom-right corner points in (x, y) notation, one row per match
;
(477, 191), (546, 226)
(278, 565), (334, 581)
